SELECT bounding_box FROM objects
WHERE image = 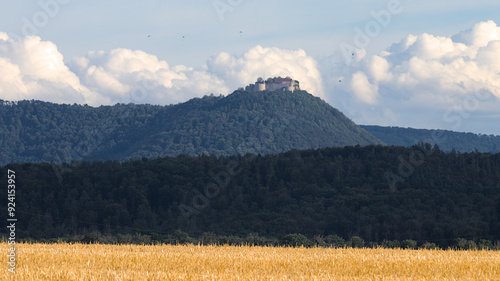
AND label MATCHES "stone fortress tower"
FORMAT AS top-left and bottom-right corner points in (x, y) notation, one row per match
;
(245, 76), (300, 92)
